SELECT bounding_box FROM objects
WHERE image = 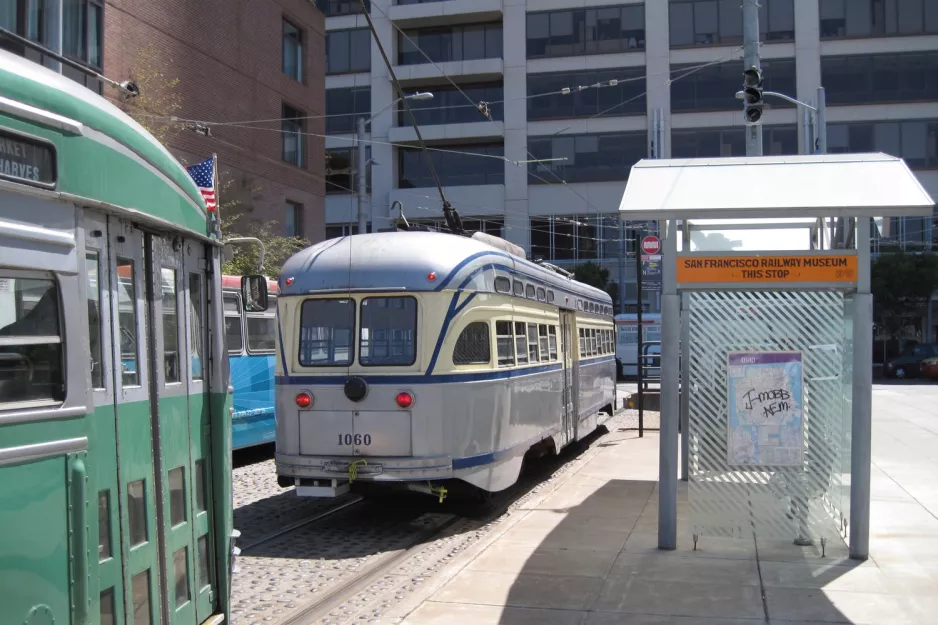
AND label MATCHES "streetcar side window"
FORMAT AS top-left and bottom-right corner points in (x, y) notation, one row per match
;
(495, 321), (514, 367)
(513, 280), (524, 297)
(536, 287), (546, 302)
(525, 284), (536, 300)
(0, 275), (65, 407)
(578, 328), (585, 356)
(548, 326), (558, 360)
(526, 323), (539, 362)
(223, 294), (243, 354)
(161, 268), (180, 384)
(117, 259), (140, 387)
(513, 321), (528, 365)
(453, 322), (490, 365)
(537, 324), (549, 362)
(547, 290), (555, 304)
(494, 276), (511, 294)
(298, 299), (354, 367)
(189, 273), (204, 381)
(360, 297), (417, 366)
(86, 252), (105, 389)
(247, 295), (278, 354)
